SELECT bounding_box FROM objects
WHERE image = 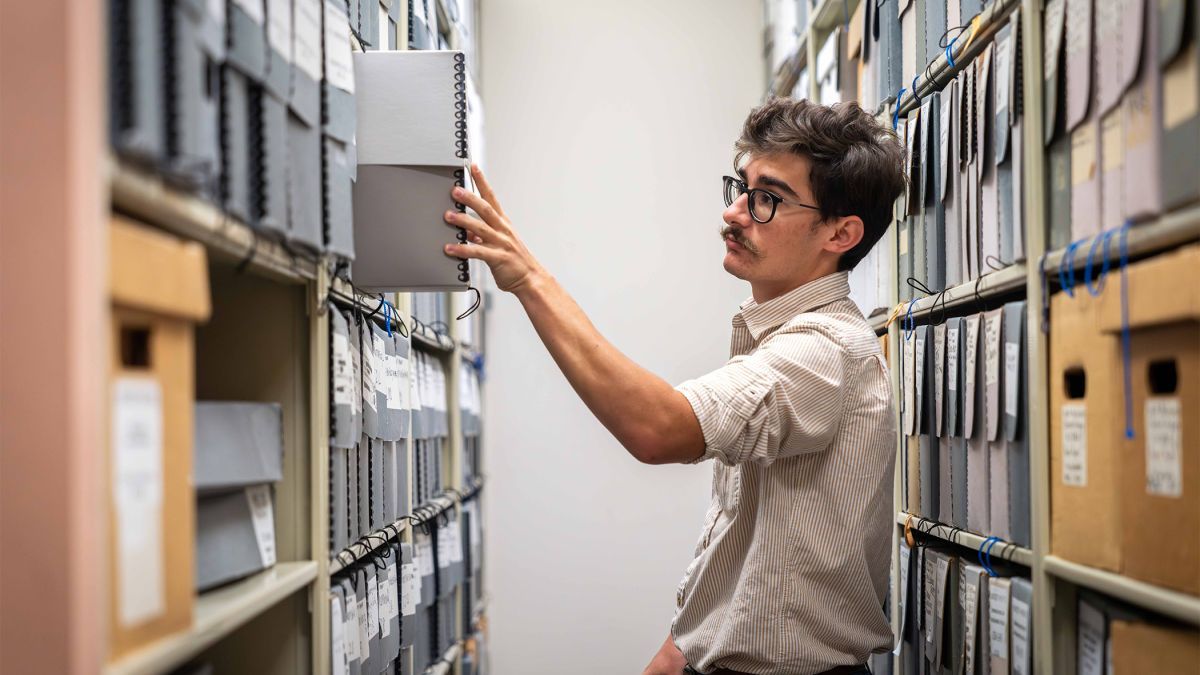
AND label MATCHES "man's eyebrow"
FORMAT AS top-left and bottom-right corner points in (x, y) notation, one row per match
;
(735, 167), (747, 180)
(756, 173), (800, 200)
